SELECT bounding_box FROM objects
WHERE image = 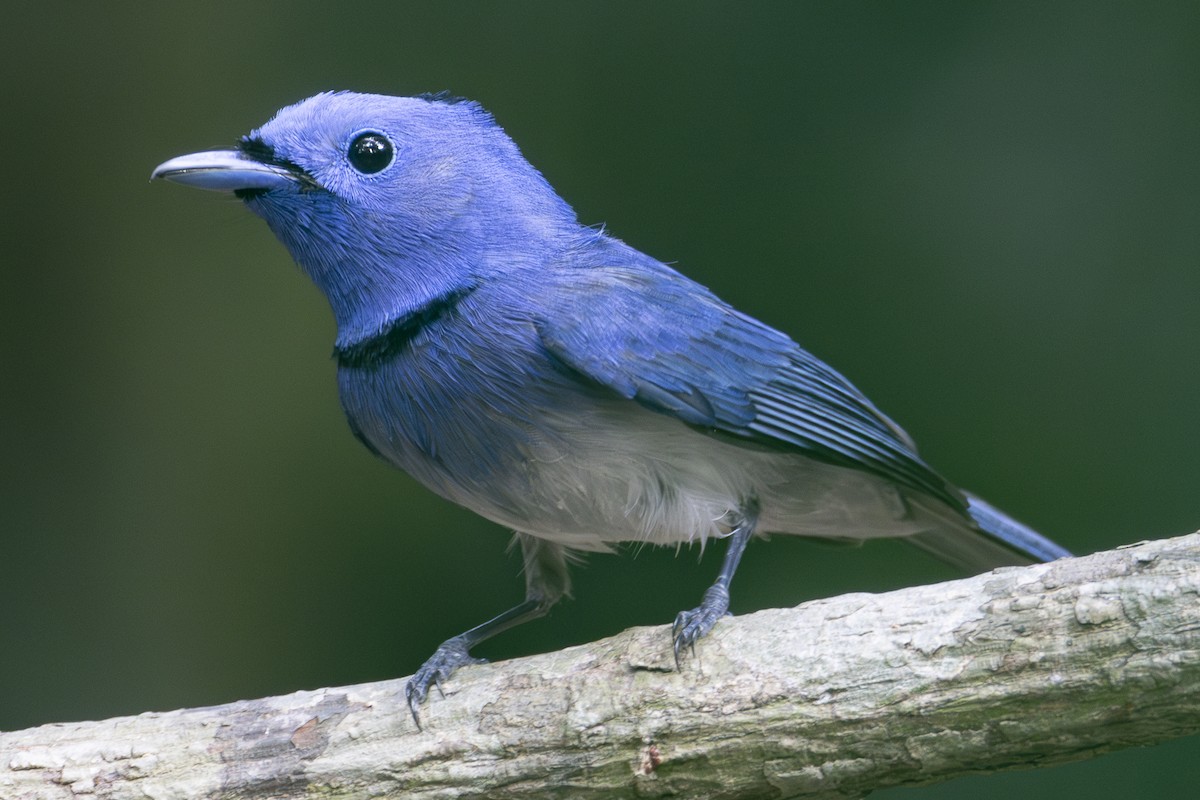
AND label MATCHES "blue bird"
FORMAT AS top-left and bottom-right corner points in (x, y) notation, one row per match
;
(153, 91), (1071, 722)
